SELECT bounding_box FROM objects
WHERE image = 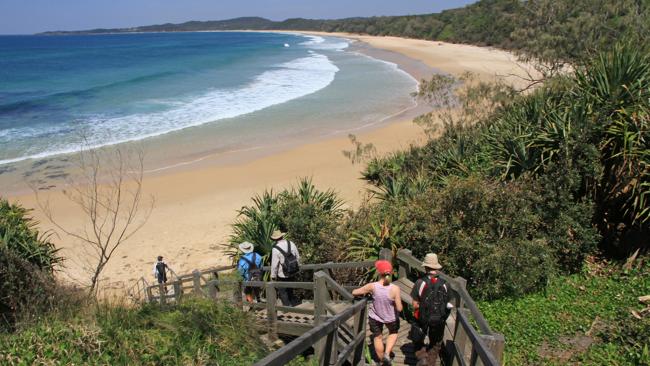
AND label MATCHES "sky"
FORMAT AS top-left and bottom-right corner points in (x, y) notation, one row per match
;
(0, 0), (478, 35)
